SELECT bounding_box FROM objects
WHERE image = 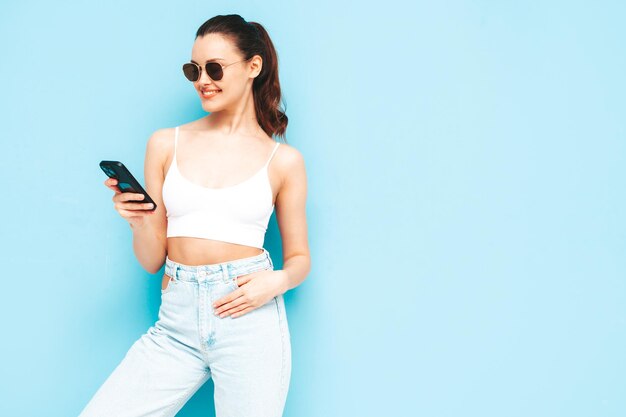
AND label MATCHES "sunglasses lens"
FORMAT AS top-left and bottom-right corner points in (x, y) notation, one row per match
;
(206, 62), (223, 81)
(182, 63), (199, 82)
